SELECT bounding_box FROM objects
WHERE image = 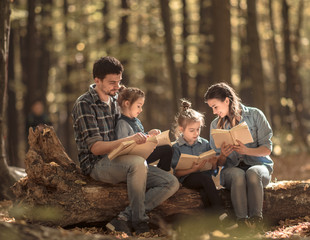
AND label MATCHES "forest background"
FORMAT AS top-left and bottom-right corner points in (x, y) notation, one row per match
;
(1, 0), (310, 182)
